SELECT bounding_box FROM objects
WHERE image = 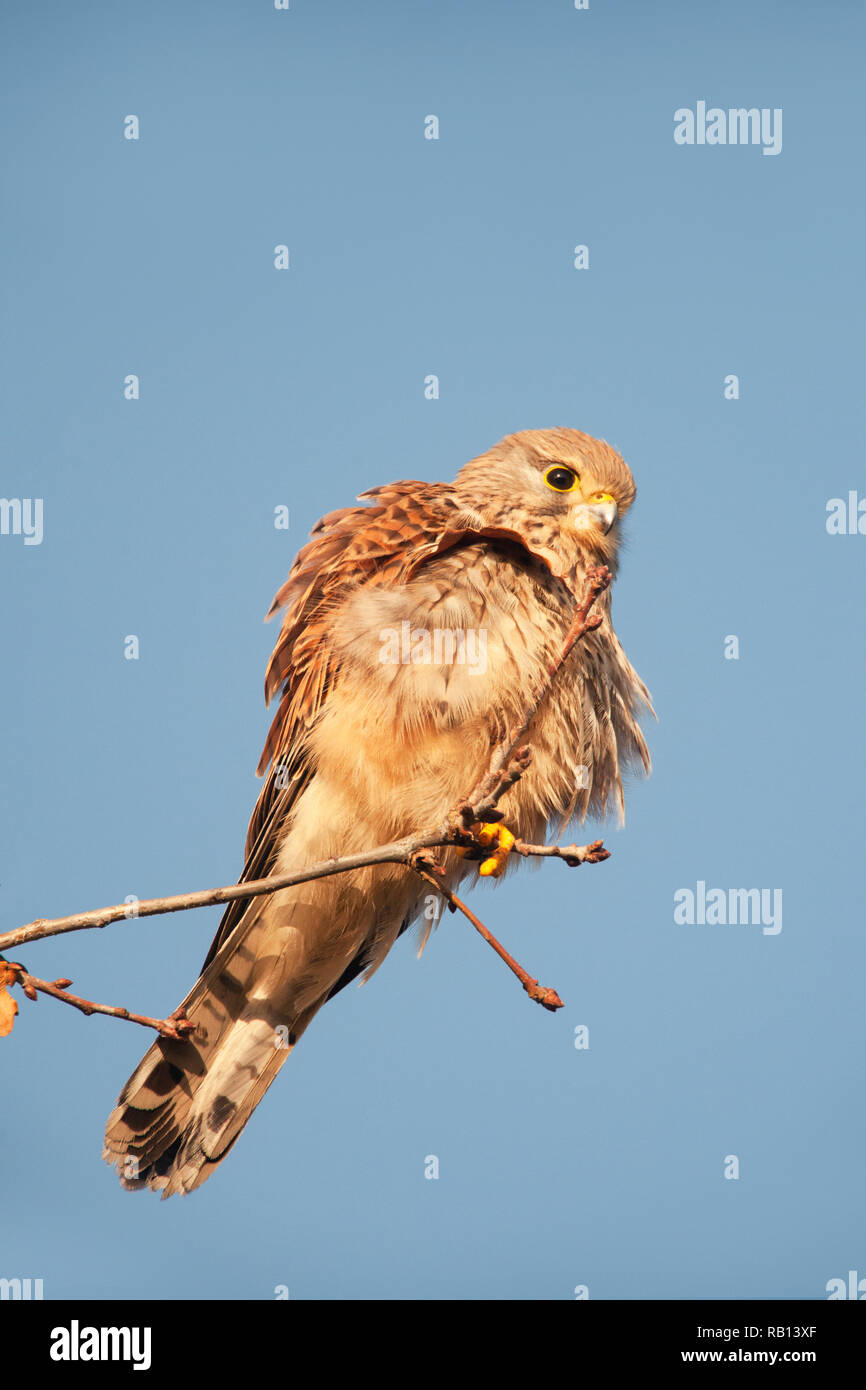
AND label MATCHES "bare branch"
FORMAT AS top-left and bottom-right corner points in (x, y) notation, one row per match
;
(0, 834), (433, 954)
(512, 838), (611, 867)
(0, 565), (612, 1031)
(5, 962), (195, 1040)
(413, 866), (563, 1012)
(0, 826), (611, 958)
(458, 565), (611, 821)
